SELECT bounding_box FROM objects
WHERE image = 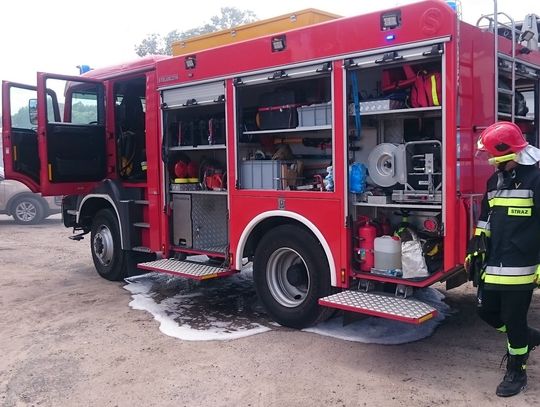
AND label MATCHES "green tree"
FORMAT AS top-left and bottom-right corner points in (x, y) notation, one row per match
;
(135, 7), (257, 56)
(11, 106), (32, 128)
